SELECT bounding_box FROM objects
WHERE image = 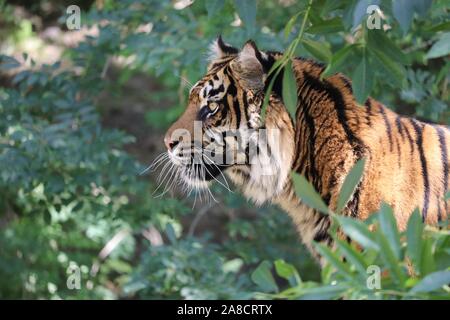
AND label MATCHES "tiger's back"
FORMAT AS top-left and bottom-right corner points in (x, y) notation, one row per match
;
(290, 57), (449, 229)
(358, 100), (449, 228)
